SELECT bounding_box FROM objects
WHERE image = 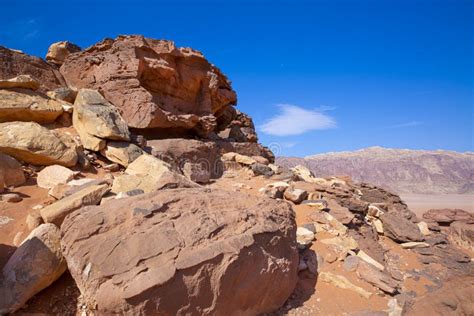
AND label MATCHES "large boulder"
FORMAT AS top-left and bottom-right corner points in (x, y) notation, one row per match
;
(0, 121), (78, 167)
(0, 88), (64, 123)
(0, 153), (26, 187)
(45, 41), (81, 66)
(0, 224), (66, 314)
(60, 35), (237, 135)
(61, 188), (298, 315)
(0, 46), (65, 93)
(380, 212), (424, 243)
(73, 89), (130, 151)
